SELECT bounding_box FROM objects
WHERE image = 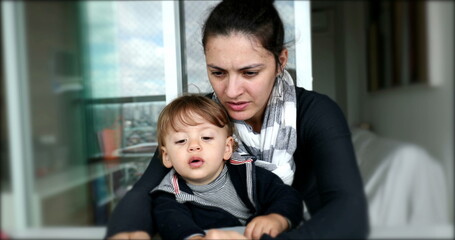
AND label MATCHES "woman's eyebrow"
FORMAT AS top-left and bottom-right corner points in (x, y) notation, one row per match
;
(207, 64), (224, 71)
(239, 64), (264, 71)
(207, 64), (264, 71)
